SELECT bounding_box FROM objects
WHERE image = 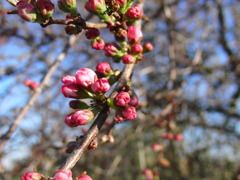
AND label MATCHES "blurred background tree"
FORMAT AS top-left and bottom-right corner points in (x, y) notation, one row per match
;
(1, 0), (240, 179)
